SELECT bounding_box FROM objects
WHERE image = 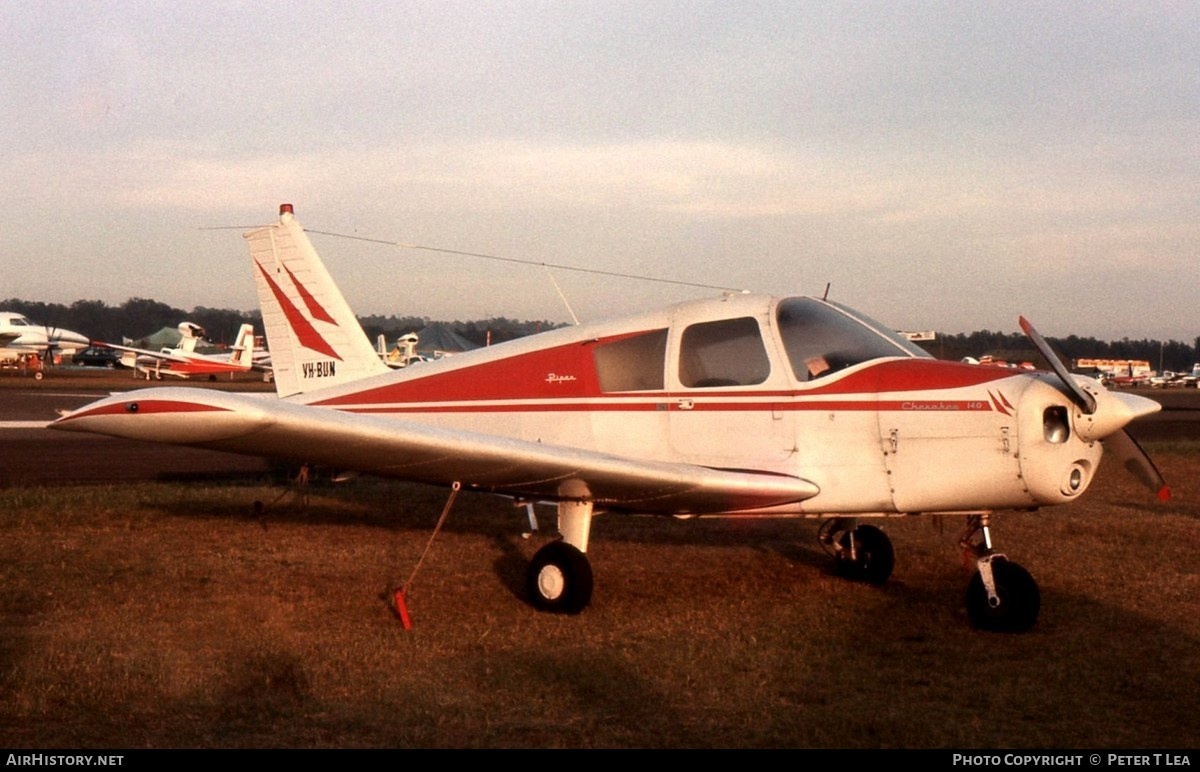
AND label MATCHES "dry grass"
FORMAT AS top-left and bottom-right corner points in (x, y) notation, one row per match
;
(1, 449), (1198, 748)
